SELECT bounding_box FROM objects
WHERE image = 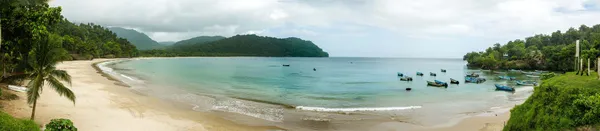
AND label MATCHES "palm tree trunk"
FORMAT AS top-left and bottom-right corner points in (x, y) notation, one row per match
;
(30, 100), (37, 120)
